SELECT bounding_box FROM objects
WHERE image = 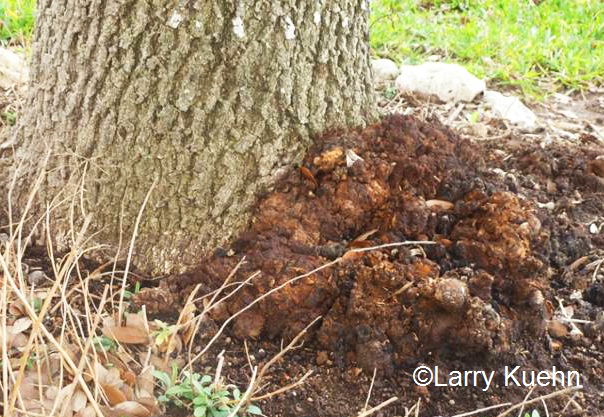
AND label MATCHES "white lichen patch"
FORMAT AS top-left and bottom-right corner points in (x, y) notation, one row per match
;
(283, 16), (296, 40)
(232, 16), (245, 38)
(342, 16), (349, 28)
(167, 11), (183, 29)
(314, 11), (321, 25)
